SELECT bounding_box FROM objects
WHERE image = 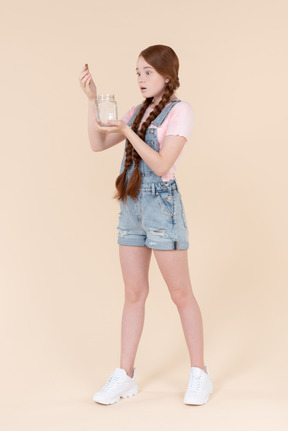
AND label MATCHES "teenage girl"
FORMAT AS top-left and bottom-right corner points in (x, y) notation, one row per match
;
(79, 45), (213, 406)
